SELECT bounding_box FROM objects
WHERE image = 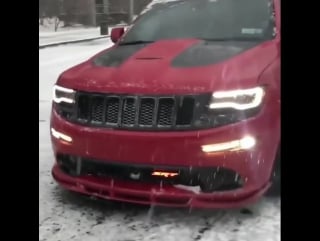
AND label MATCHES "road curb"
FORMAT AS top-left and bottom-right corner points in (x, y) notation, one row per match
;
(39, 35), (109, 49)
